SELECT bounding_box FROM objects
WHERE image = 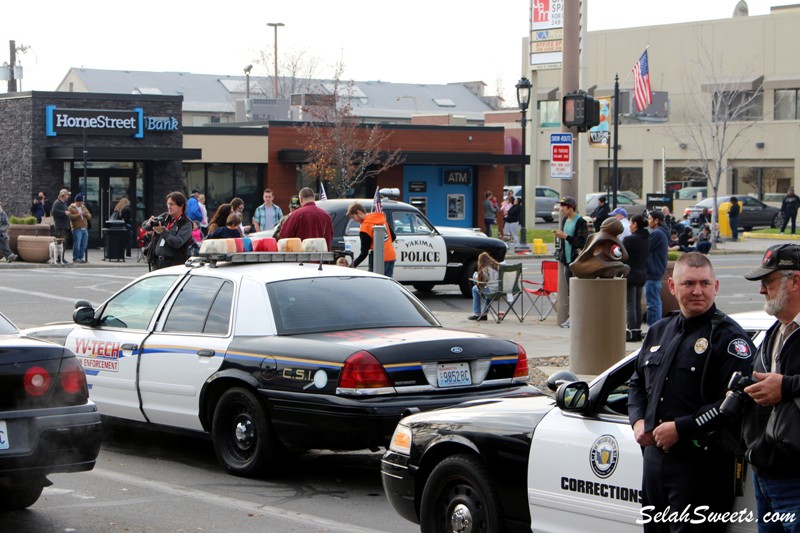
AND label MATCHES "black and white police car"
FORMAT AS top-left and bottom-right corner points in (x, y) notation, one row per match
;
(381, 312), (774, 533)
(23, 244), (534, 478)
(255, 196), (508, 297)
